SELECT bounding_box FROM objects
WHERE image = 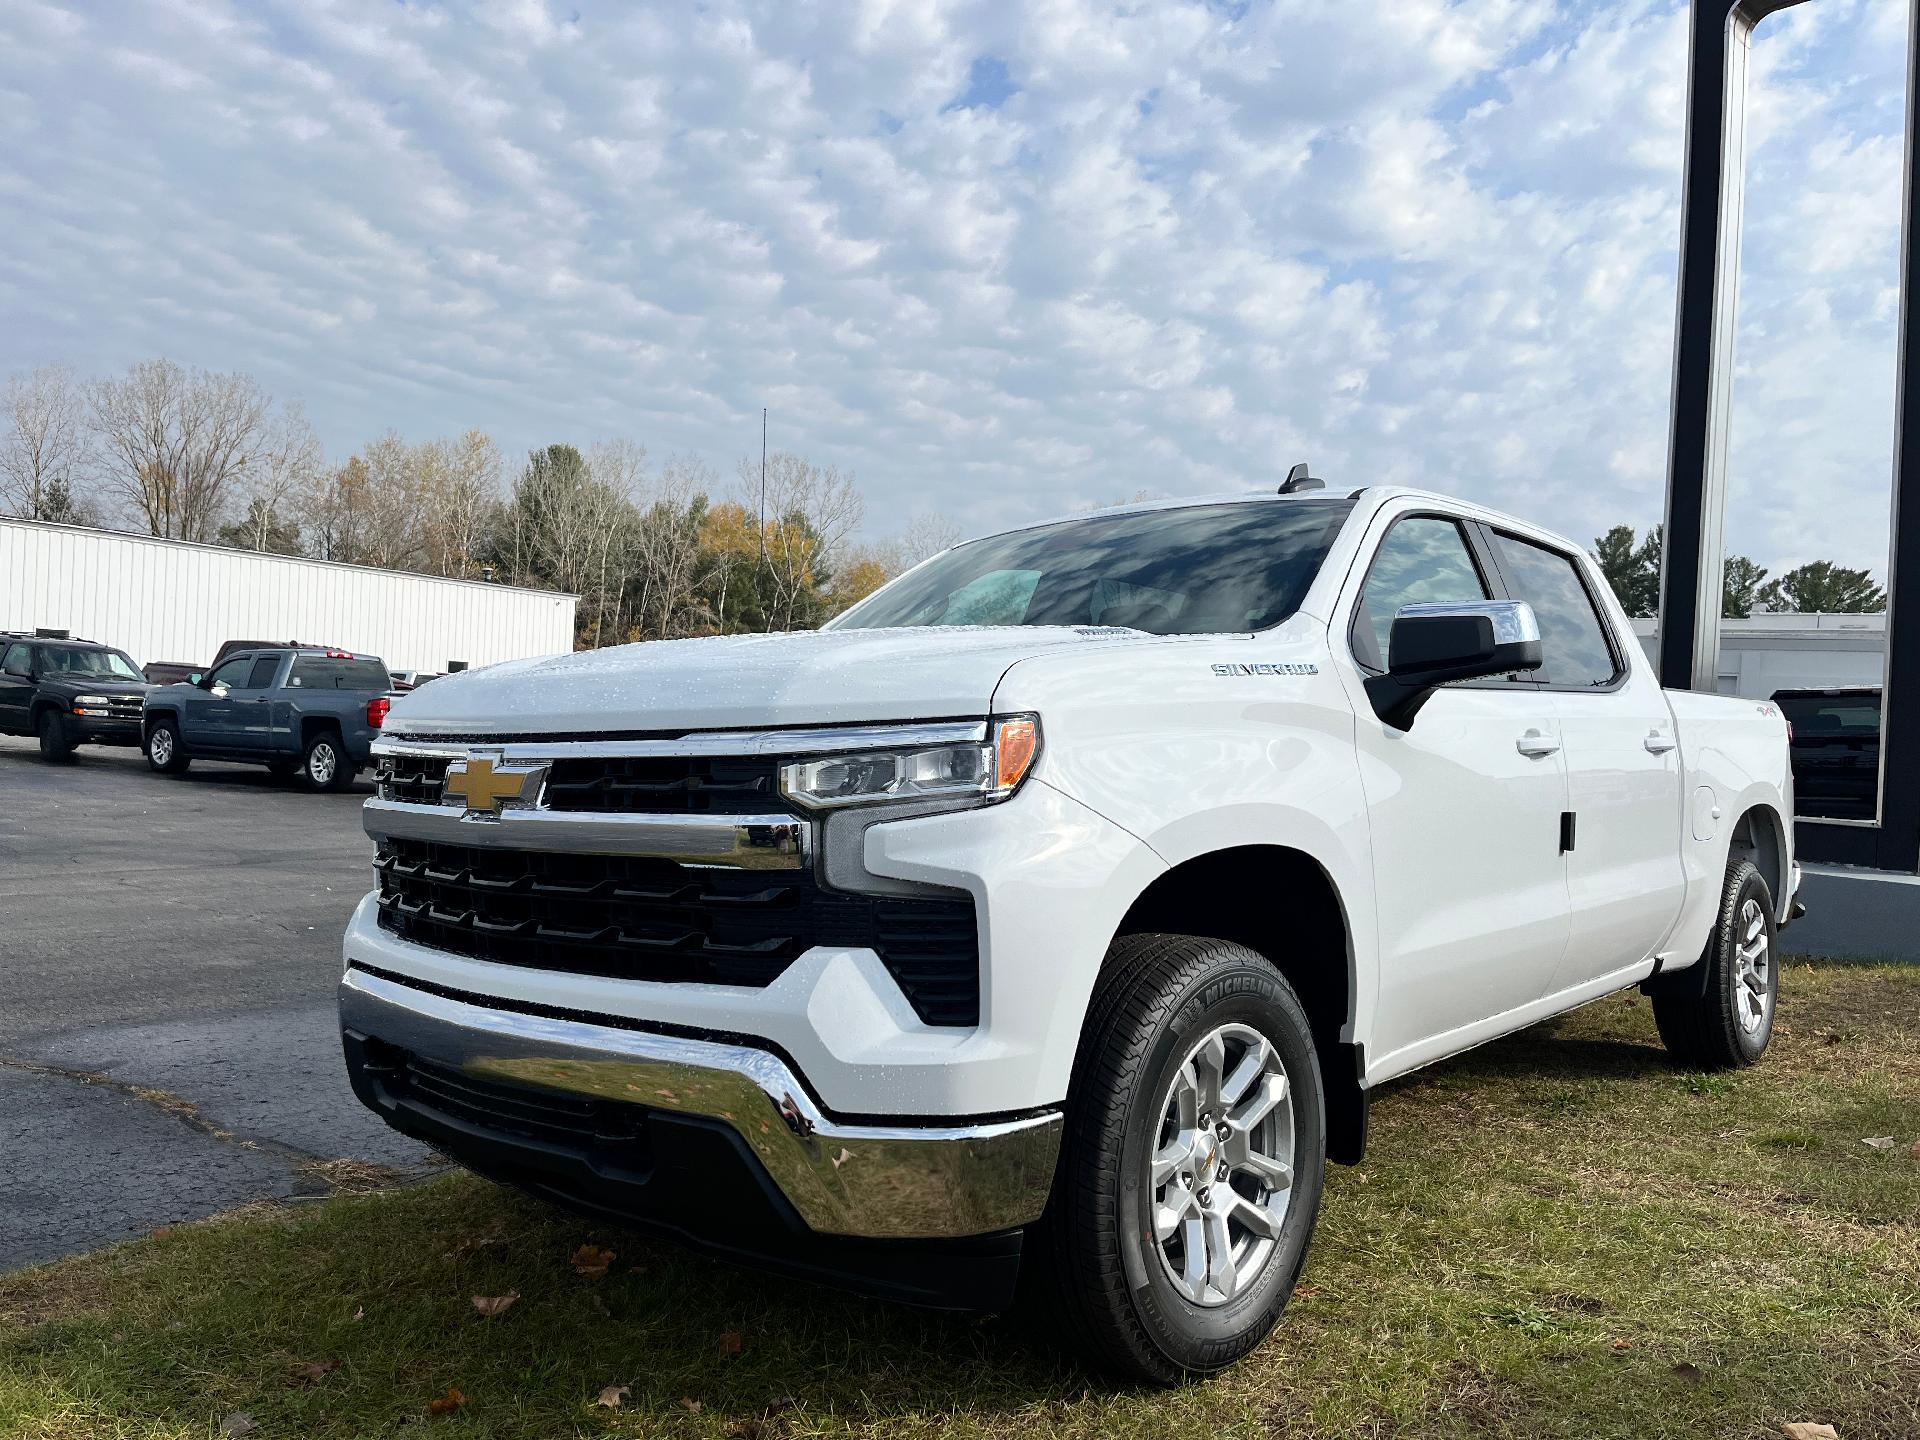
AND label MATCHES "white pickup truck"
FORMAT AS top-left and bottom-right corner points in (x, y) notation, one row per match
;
(340, 484), (1798, 1383)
